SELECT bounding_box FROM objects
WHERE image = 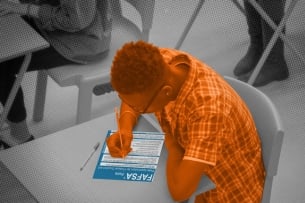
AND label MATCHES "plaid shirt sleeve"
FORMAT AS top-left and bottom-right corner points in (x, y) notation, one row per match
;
(184, 109), (224, 166)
